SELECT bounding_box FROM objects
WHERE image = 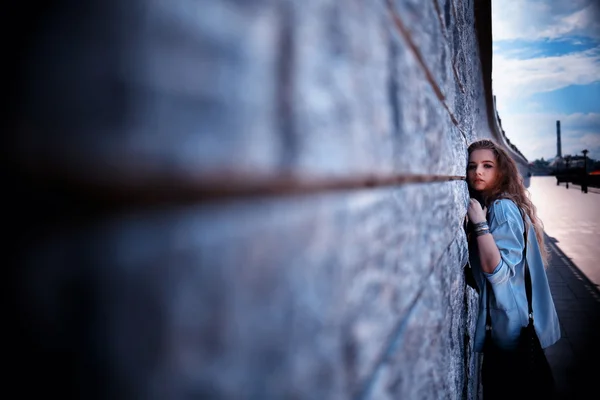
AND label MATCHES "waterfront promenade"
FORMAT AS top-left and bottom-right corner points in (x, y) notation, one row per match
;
(528, 176), (600, 399)
(529, 176), (600, 287)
